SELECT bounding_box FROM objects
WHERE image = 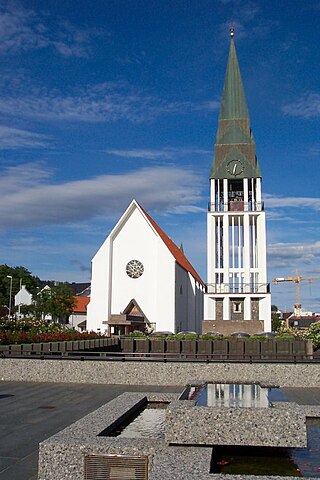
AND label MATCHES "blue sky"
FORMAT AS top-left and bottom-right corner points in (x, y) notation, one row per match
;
(0, 0), (319, 312)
